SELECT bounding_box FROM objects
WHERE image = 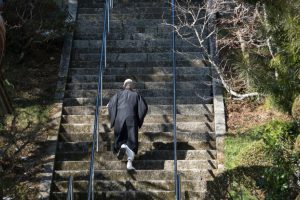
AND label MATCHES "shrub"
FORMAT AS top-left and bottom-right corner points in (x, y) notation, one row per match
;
(292, 95), (300, 122)
(295, 134), (300, 156)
